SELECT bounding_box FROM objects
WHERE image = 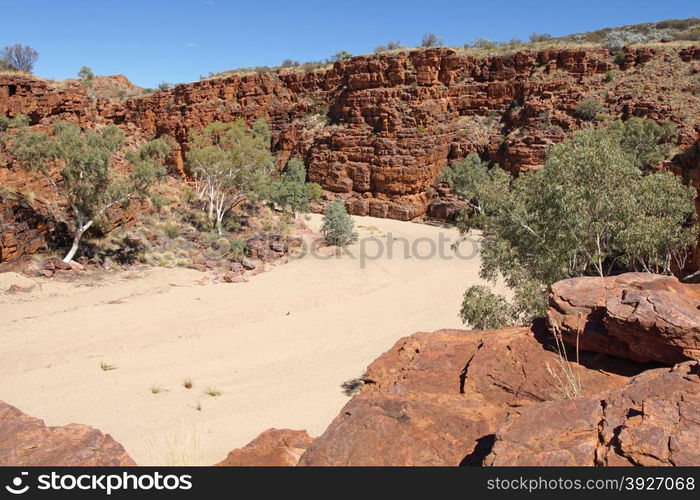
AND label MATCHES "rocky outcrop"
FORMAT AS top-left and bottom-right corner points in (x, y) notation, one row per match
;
(217, 429), (314, 466)
(548, 272), (700, 364)
(1, 45), (698, 227)
(485, 361), (700, 466)
(298, 325), (635, 466)
(0, 401), (135, 466)
(0, 193), (67, 267)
